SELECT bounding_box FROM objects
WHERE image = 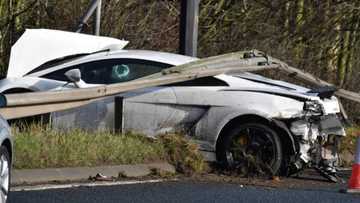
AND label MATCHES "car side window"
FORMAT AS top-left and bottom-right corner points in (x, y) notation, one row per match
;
(42, 59), (172, 84)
